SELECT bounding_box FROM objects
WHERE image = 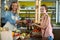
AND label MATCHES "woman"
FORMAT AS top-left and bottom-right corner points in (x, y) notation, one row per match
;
(2, 1), (21, 27)
(33, 5), (54, 40)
